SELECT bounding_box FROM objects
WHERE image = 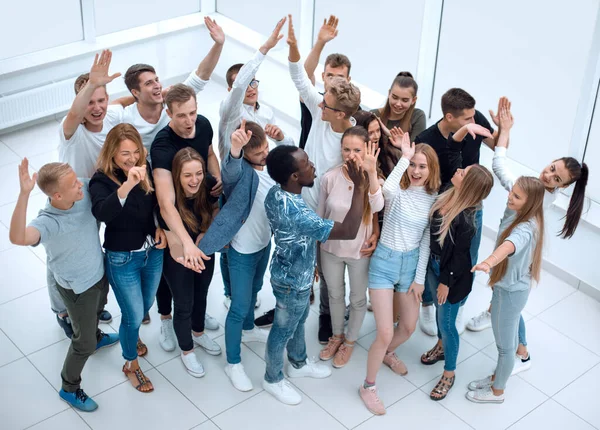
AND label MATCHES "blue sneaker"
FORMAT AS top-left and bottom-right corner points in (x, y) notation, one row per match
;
(95, 331), (119, 351)
(59, 388), (98, 412)
(99, 310), (112, 324)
